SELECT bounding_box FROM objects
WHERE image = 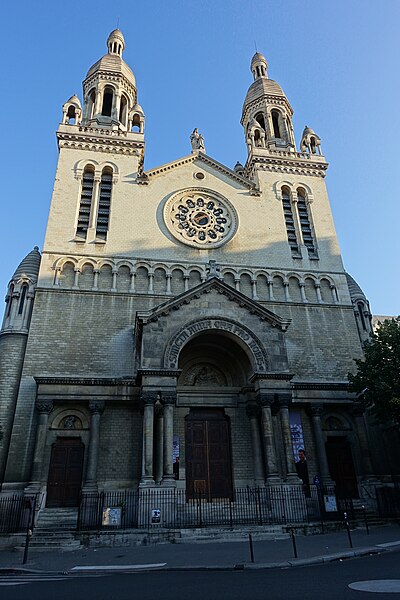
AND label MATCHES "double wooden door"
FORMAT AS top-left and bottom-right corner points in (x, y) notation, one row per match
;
(185, 409), (233, 500)
(326, 436), (359, 498)
(46, 438), (84, 507)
